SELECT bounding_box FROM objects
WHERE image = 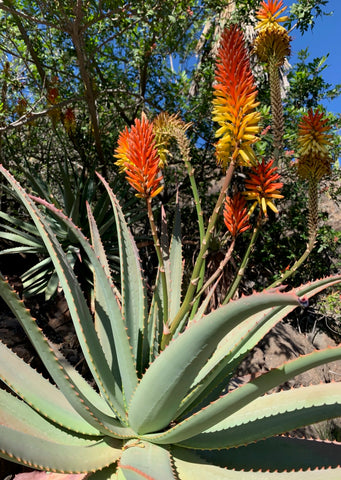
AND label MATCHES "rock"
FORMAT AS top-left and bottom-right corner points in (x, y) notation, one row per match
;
(235, 321), (341, 440)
